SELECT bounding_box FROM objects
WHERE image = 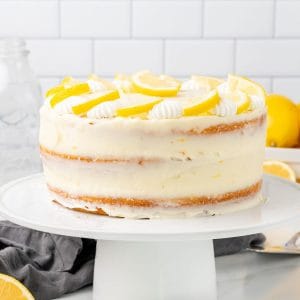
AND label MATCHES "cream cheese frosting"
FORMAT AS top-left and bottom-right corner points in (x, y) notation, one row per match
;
(149, 100), (183, 119)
